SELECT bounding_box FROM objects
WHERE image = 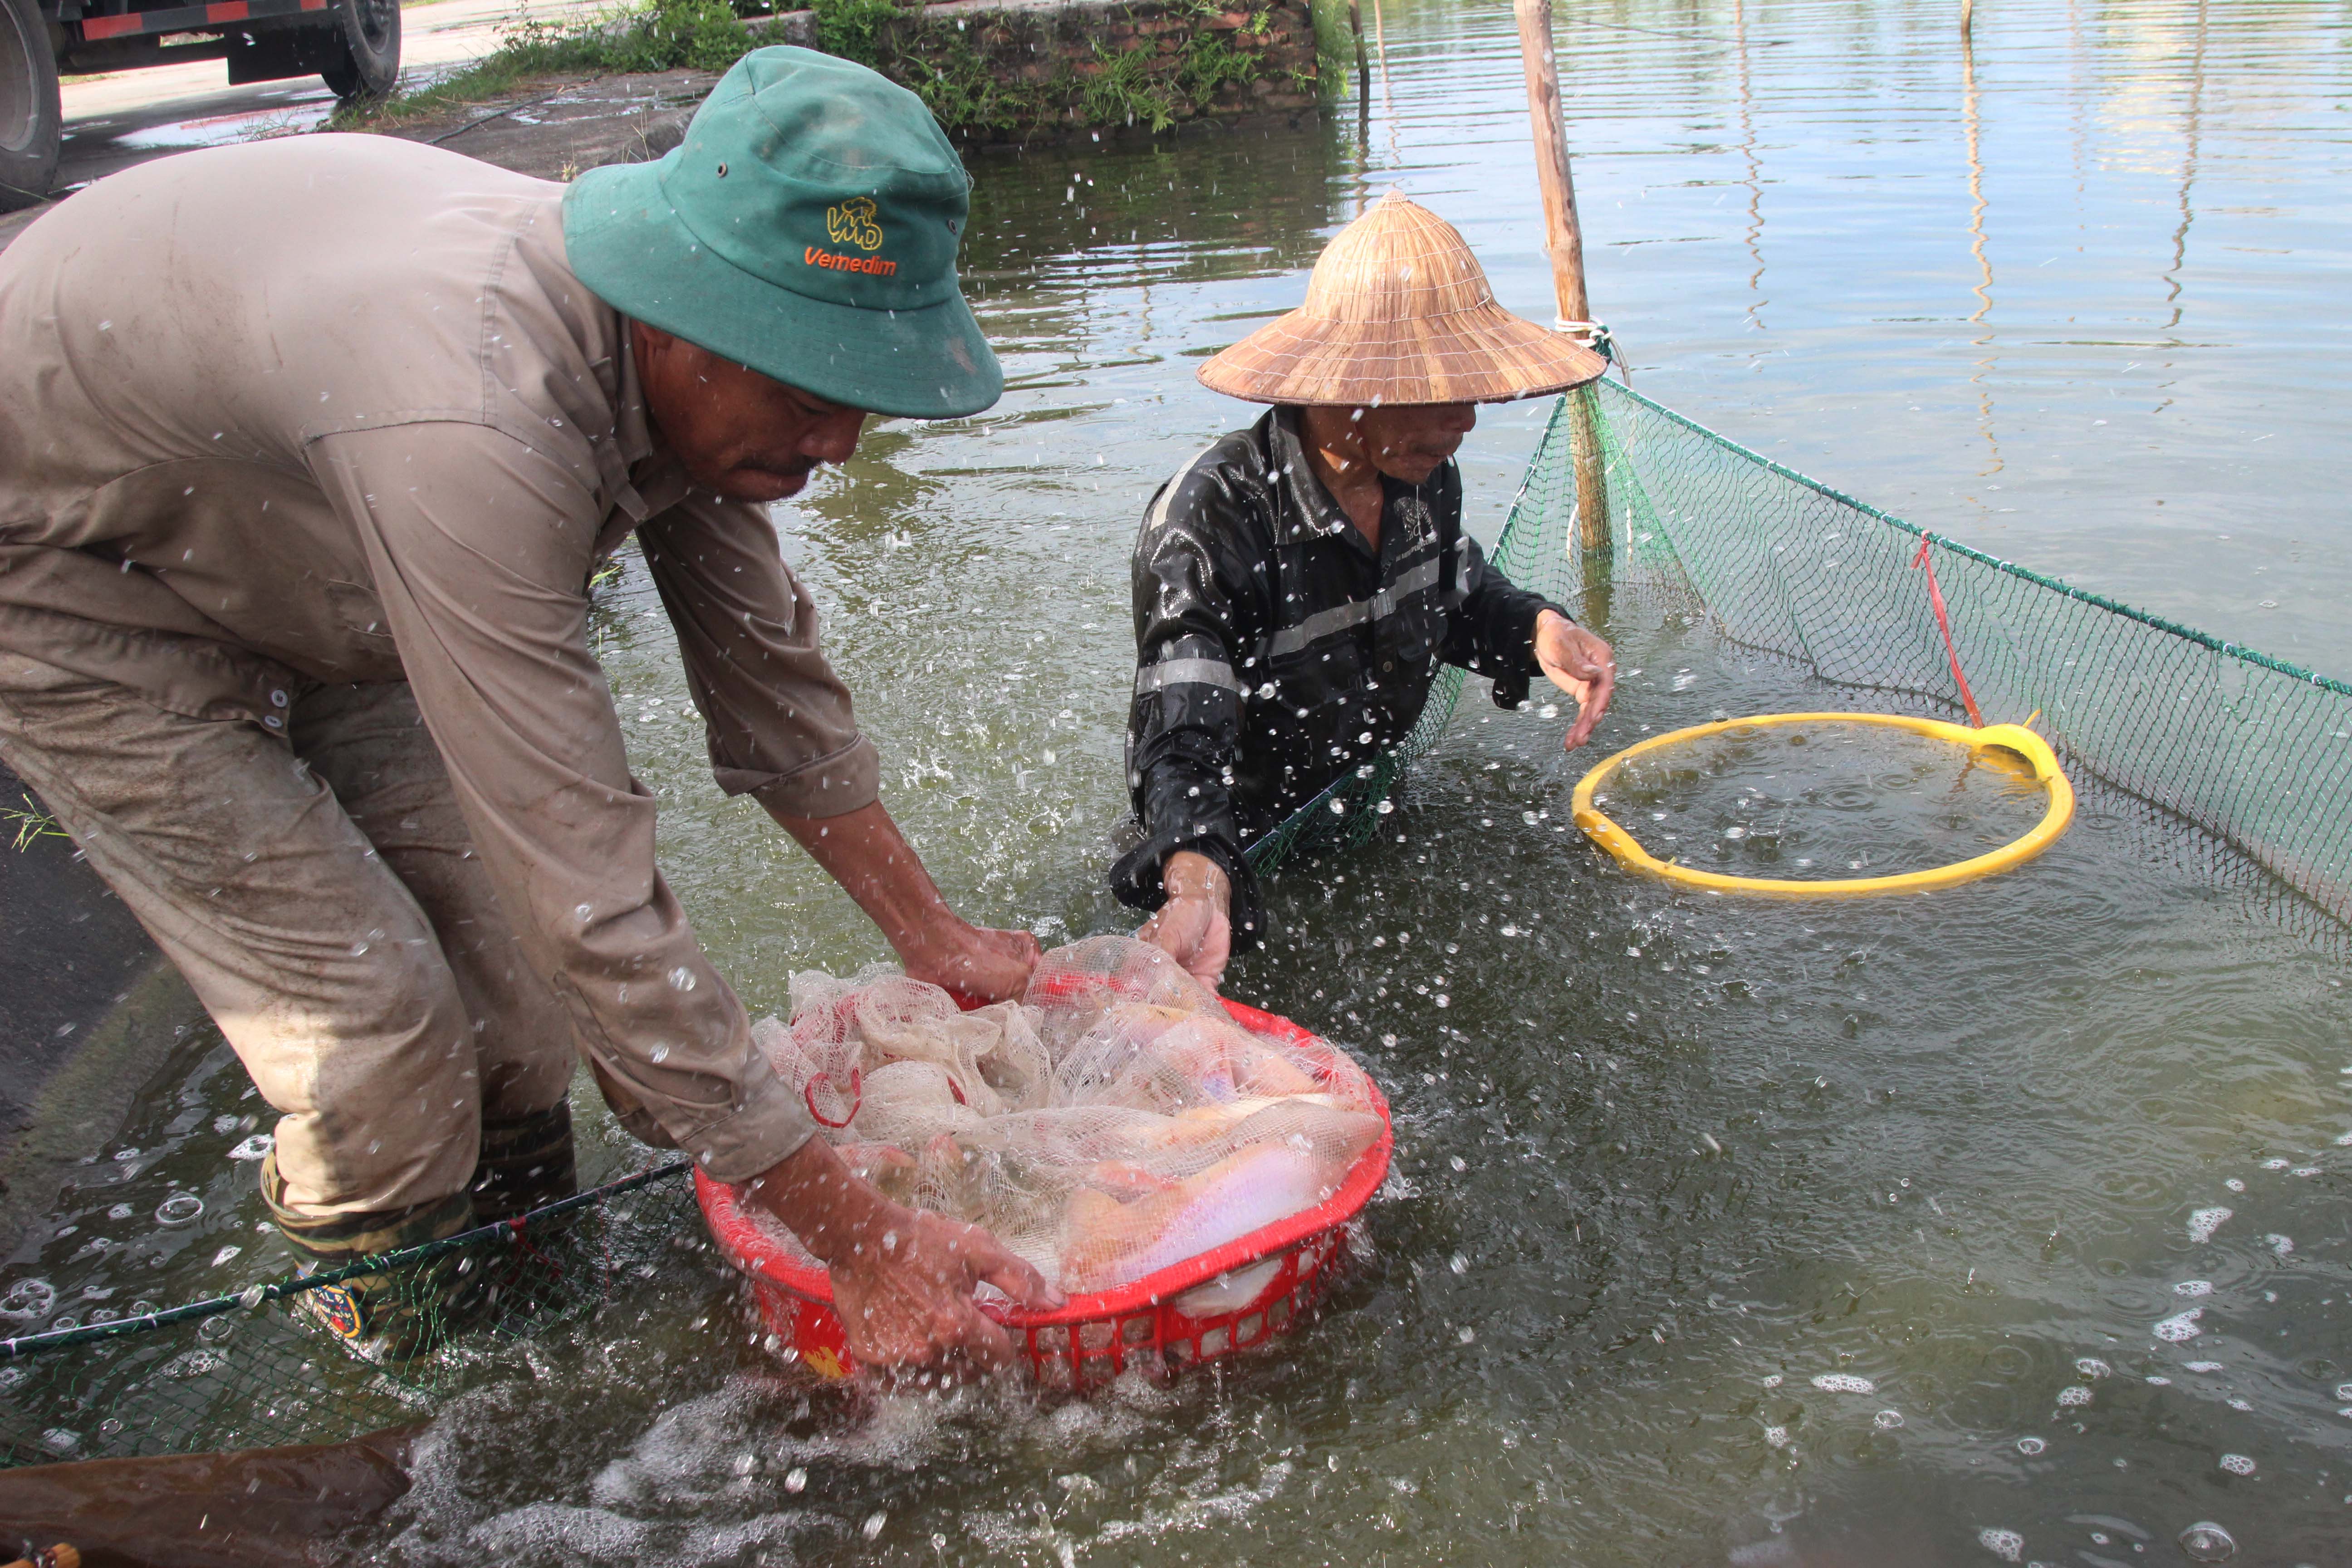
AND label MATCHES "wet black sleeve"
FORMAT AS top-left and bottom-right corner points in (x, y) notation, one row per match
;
(1107, 454), (1269, 949)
